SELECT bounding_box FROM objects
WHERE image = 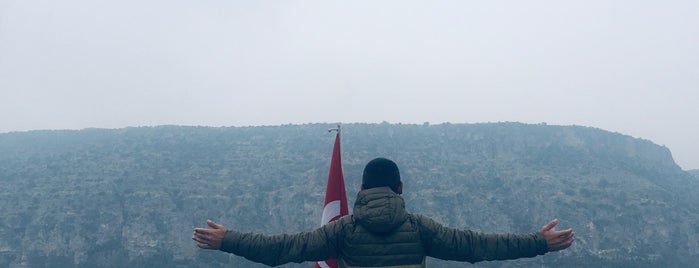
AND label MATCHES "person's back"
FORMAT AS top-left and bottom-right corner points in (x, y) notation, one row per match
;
(336, 186), (425, 267)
